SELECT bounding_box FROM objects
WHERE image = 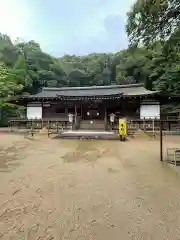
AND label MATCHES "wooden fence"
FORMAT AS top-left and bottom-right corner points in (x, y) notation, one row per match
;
(8, 117), (180, 137)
